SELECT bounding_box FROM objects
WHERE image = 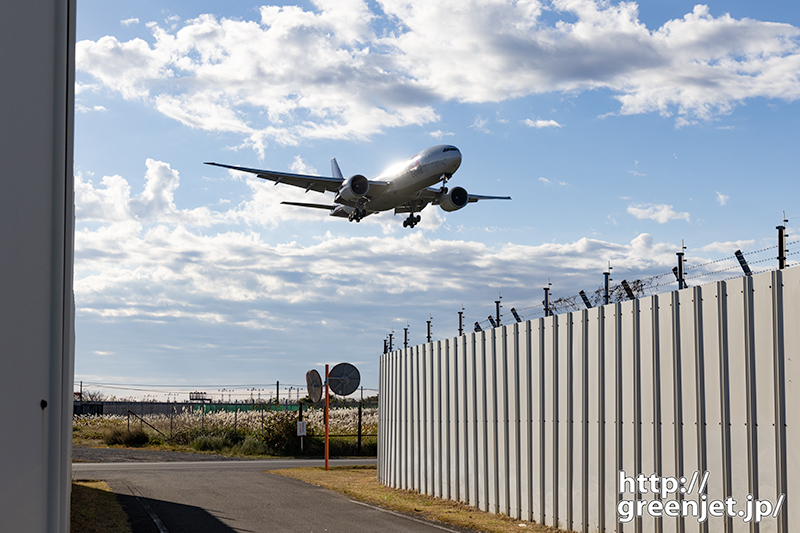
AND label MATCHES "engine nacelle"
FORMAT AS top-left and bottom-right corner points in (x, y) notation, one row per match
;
(336, 174), (369, 202)
(438, 186), (469, 212)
